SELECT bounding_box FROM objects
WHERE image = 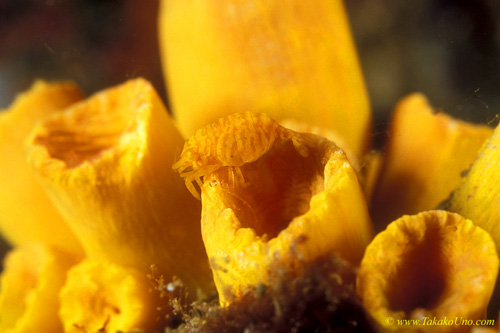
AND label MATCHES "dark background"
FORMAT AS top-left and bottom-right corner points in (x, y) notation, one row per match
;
(0, 0), (499, 262)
